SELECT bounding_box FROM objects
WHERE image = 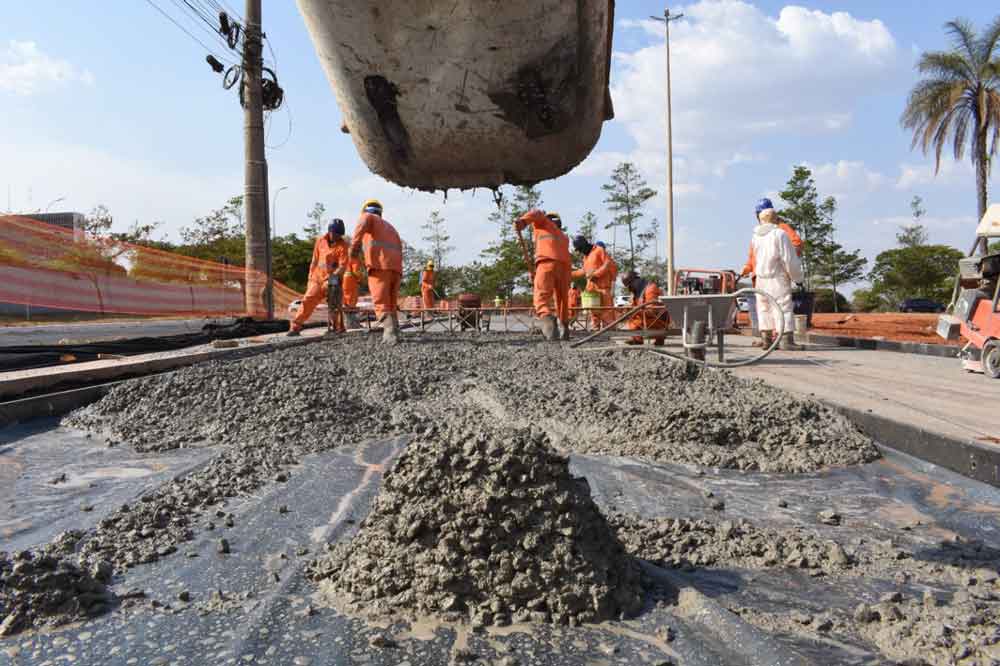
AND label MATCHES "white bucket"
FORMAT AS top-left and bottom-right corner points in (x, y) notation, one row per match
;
(793, 314), (809, 336)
